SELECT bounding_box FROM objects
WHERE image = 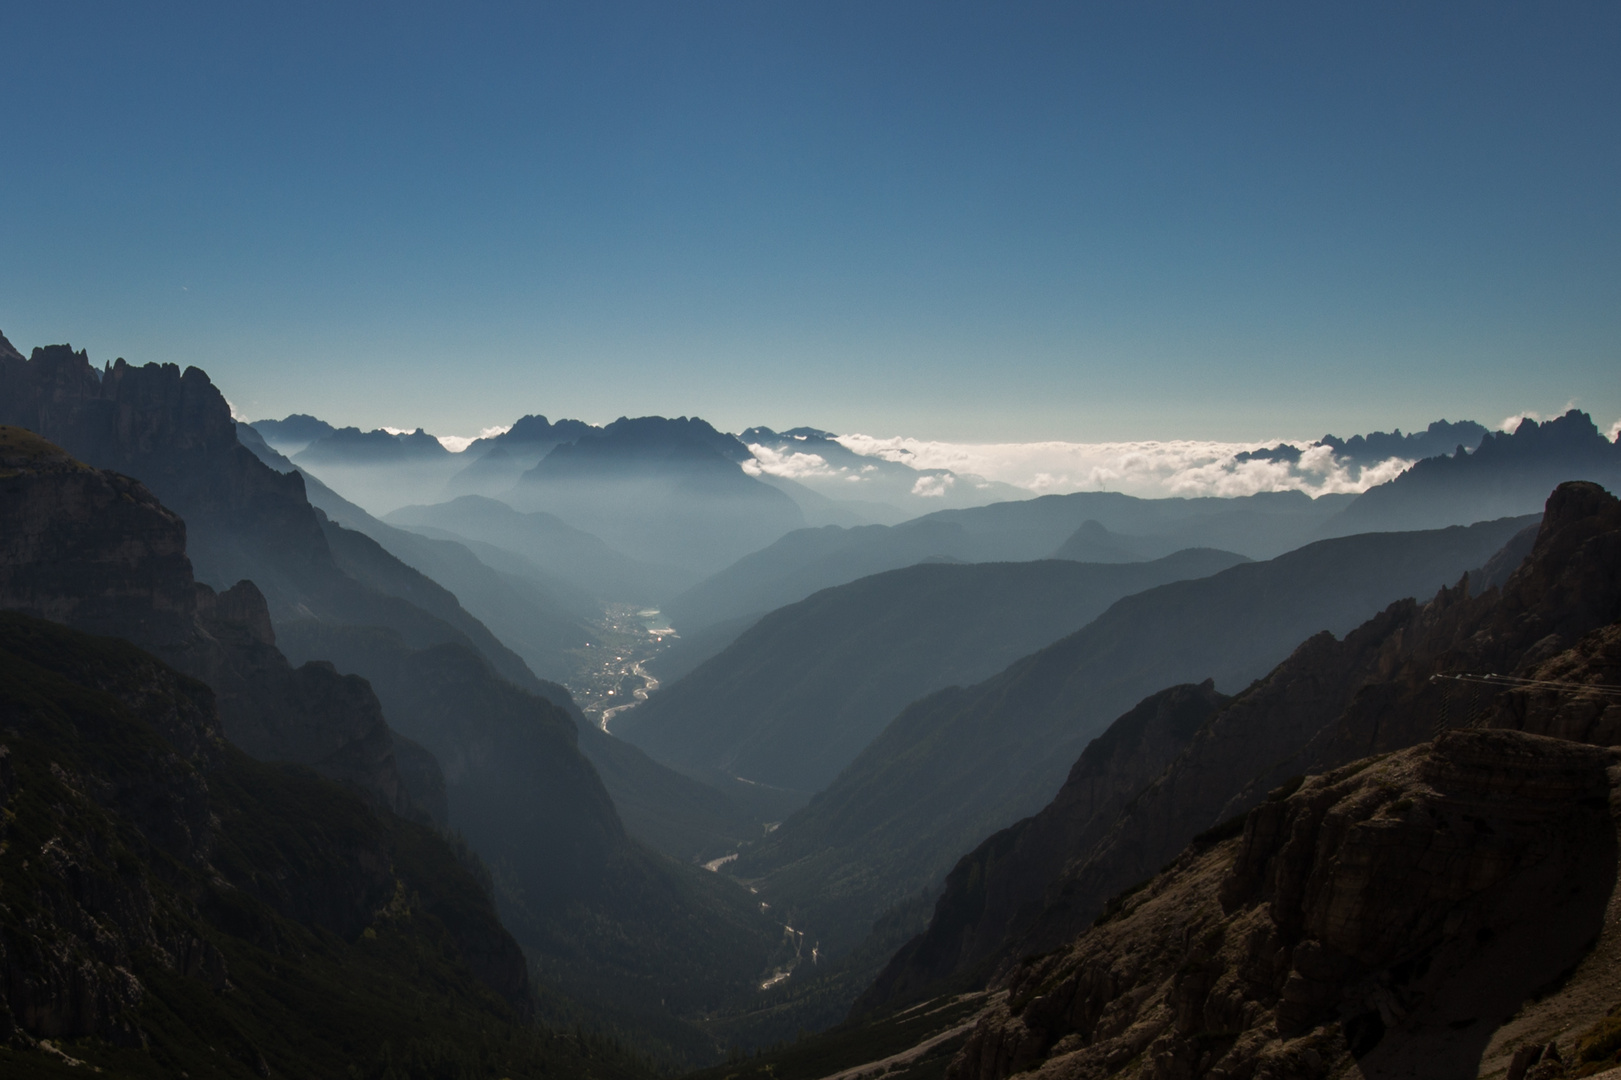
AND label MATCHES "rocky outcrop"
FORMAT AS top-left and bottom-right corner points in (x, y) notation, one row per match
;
(0, 425), (426, 817)
(866, 483), (1621, 1024)
(0, 339), (545, 697)
(0, 612), (545, 1073)
(949, 729), (1620, 1080)
(858, 681), (1230, 1014)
